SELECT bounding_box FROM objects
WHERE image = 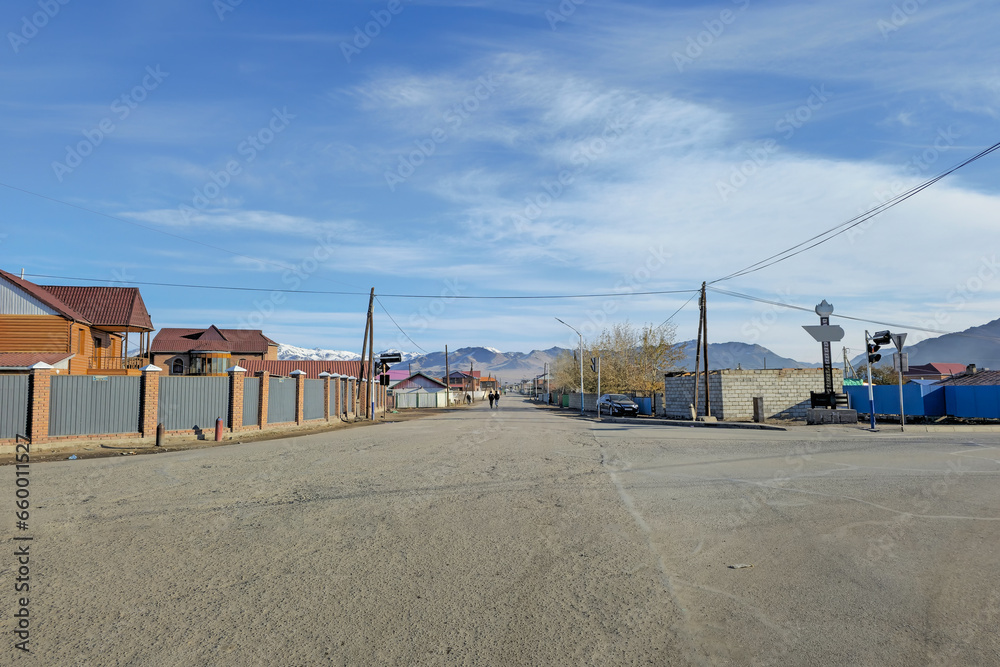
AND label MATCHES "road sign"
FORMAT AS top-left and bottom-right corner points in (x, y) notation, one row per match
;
(893, 352), (909, 372)
(802, 324), (845, 342)
(891, 333), (907, 351)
